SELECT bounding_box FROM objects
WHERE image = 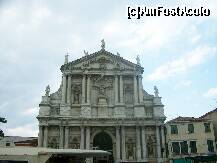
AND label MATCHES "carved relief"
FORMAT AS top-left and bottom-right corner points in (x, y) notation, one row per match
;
(69, 137), (80, 149)
(48, 136), (59, 148)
